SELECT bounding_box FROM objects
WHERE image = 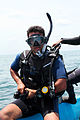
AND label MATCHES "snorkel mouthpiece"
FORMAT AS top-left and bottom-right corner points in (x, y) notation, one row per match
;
(36, 50), (43, 57)
(35, 44), (47, 57)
